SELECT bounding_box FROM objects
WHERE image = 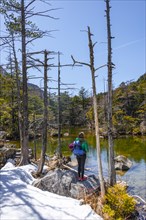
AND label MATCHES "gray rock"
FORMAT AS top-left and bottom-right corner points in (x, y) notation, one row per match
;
(32, 168), (100, 199)
(115, 155), (133, 171)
